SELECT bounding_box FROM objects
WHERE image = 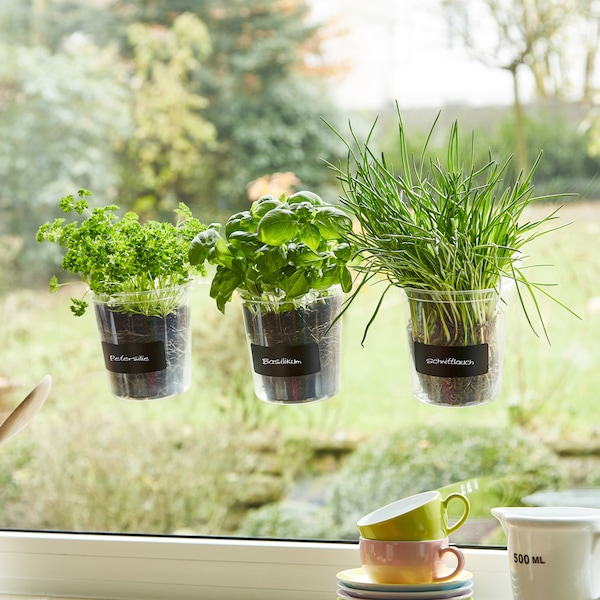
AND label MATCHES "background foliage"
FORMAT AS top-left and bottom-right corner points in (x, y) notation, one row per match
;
(0, 0), (343, 291)
(2, 0), (600, 543)
(239, 425), (567, 541)
(0, 42), (131, 284)
(3, 0), (600, 291)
